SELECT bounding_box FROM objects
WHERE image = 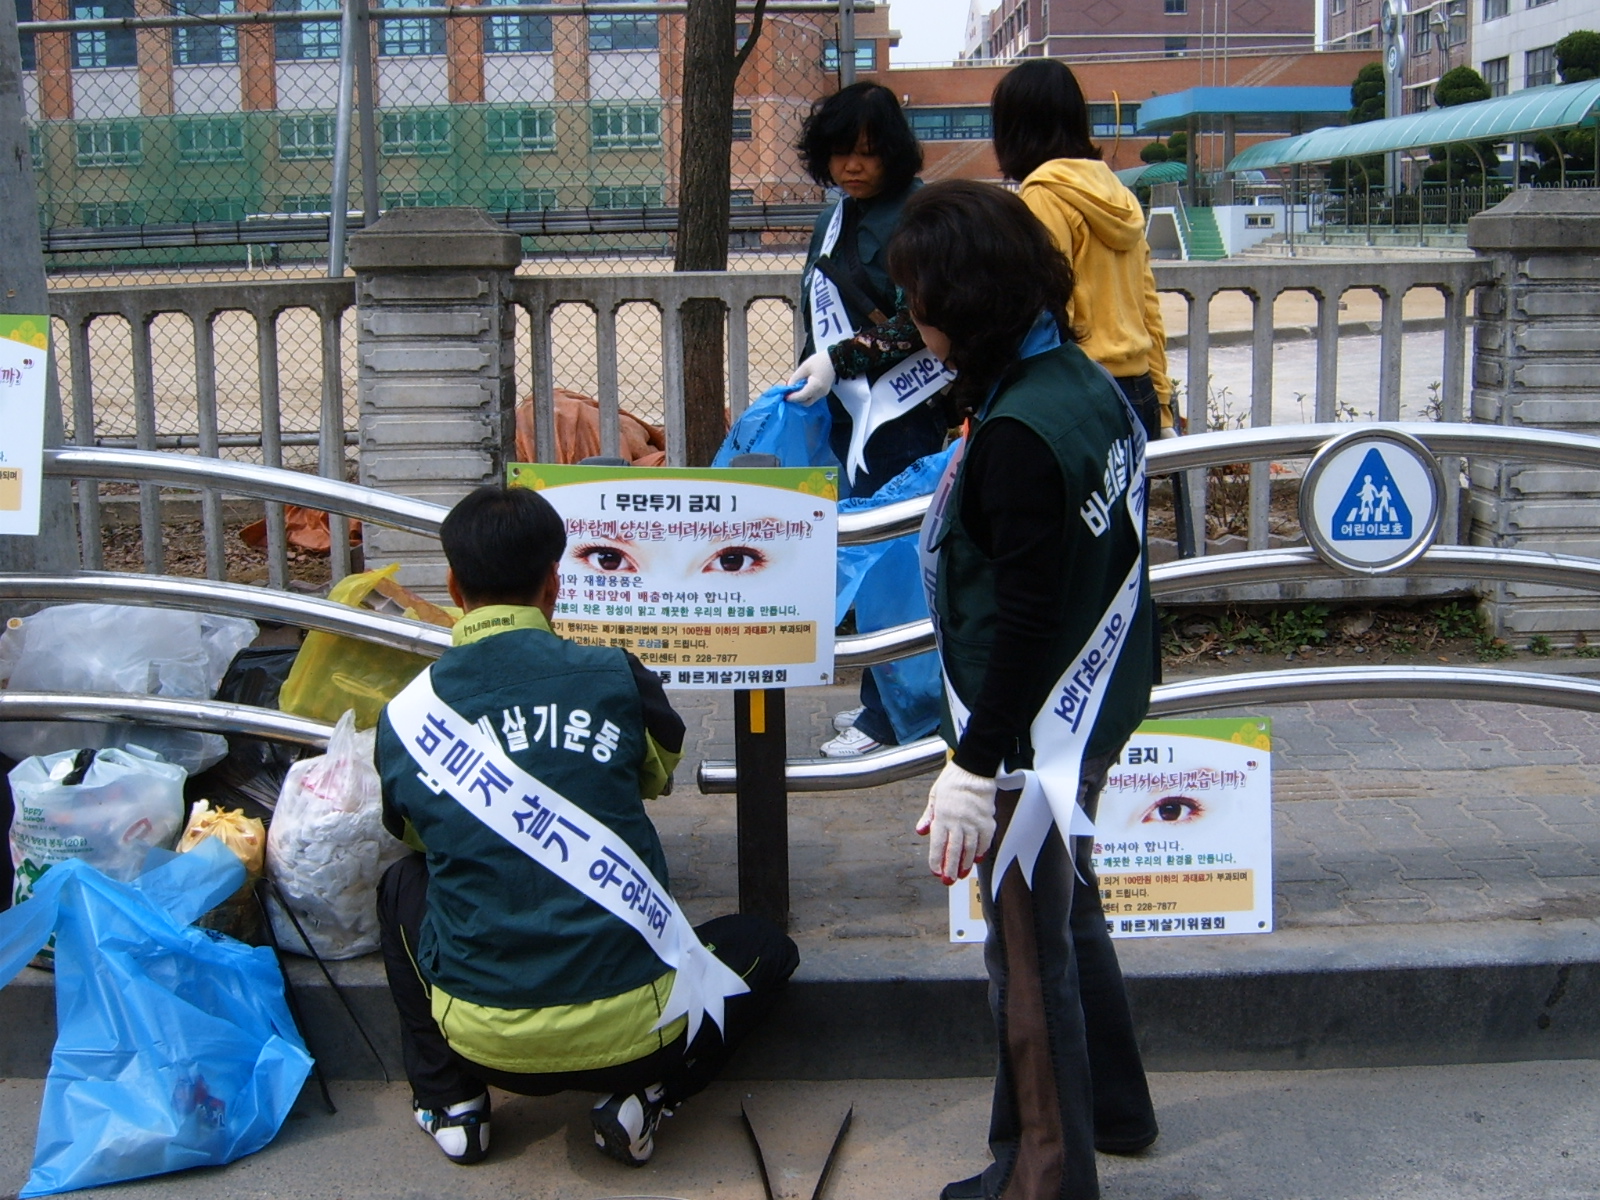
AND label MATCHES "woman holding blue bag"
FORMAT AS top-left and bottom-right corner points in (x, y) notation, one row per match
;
(787, 82), (955, 758)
